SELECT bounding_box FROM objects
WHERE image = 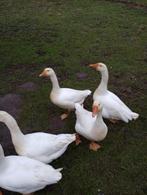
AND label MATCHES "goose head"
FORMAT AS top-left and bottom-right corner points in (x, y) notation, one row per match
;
(39, 67), (55, 77)
(89, 62), (107, 73)
(92, 102), (102, 117)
